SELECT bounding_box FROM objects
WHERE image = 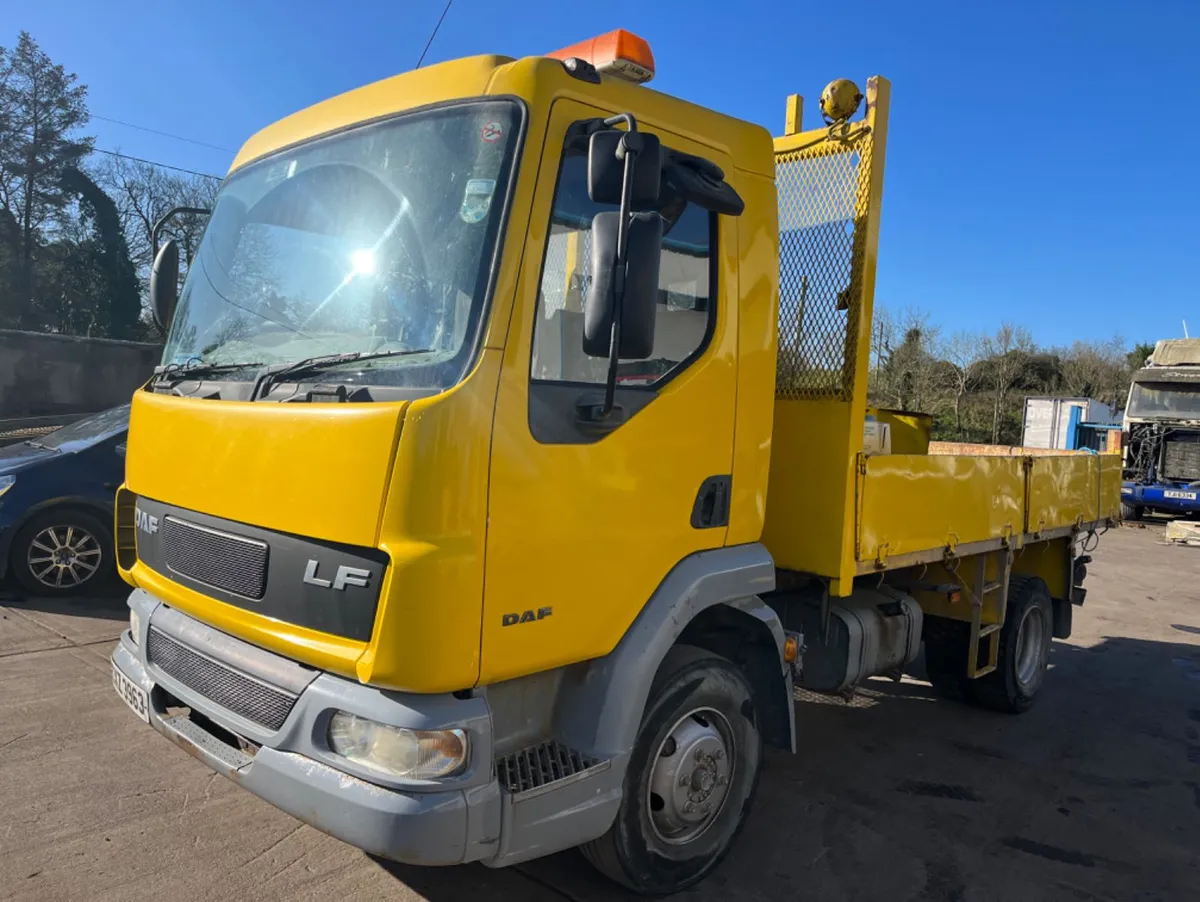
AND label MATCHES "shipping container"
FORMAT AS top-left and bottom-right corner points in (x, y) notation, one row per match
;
(1022, 397), (1116, 450)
